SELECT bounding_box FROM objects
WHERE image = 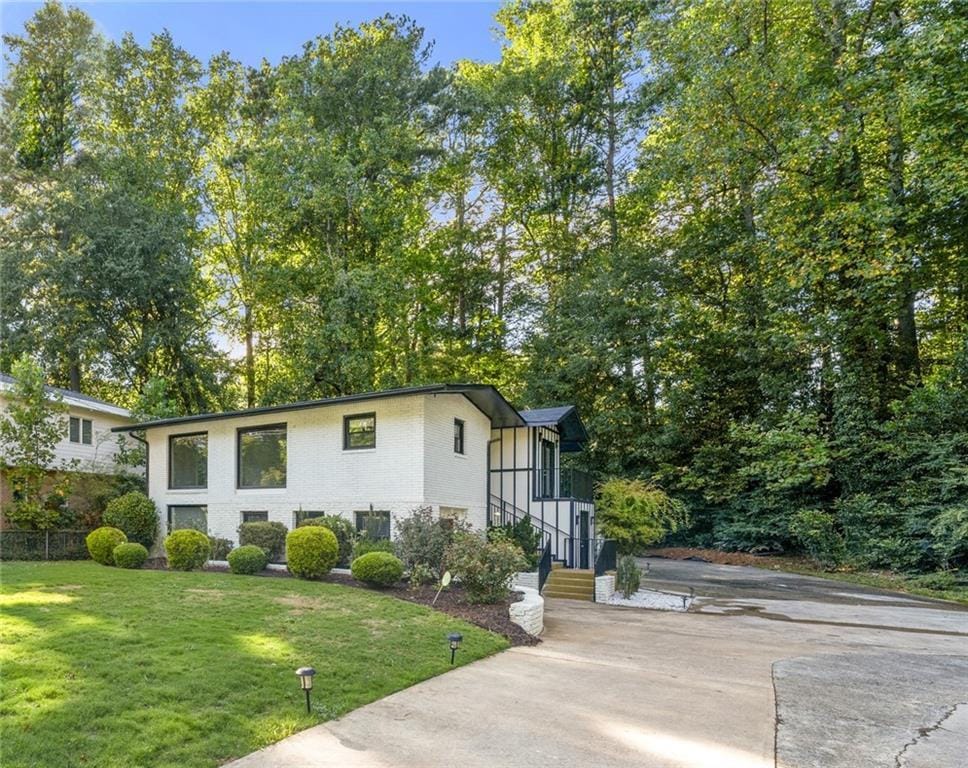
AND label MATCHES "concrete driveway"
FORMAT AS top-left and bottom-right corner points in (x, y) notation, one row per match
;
(227, 559), (968, 768)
